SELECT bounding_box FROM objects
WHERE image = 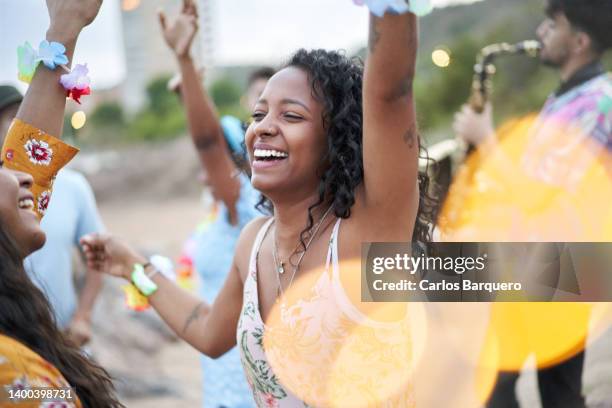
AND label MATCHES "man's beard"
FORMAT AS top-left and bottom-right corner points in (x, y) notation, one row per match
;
(540, 55), (561, 68)
(539, 45), (568, 68)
